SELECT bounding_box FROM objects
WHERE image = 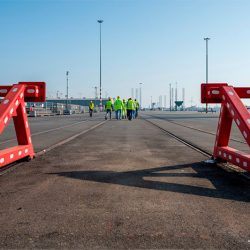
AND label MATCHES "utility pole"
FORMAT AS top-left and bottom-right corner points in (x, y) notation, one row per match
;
(159, 95), (162, 109)
(135, 88), (139, 100)
(171, 87), (174, 110)
(175, 82), (178, 102)
(66, 71), (69, 111)
(182, 88), (185, 110)
(94, 86), (98, 99)
(139, 83), (142, 109)
(98, 19), (104, 111)
(94, 86), (98, 108)
(169, 83), (172, 111)
(204, 37), (210, 113)
(175, 82), (178, 110)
